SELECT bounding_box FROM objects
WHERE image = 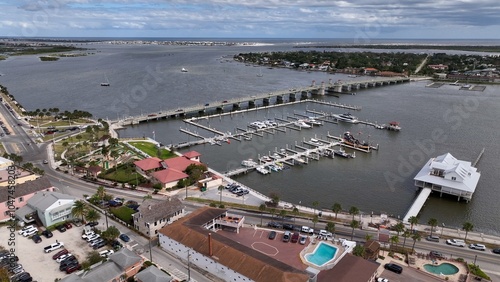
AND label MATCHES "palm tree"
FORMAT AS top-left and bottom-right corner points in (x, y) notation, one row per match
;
(142, 194), (153, 202)
(428, 218), (438, 237)
(462, 221), (474, 243)
(349, 220), (359, 240)
(85, 209), (101, 223)
(349, 206), (359, 221)
(402, 230), (411, 251)
(352, 244), (365, 257)
(292, 206), (299, 224)
(326, 222), (335, 235)
(332, 203), (342, 220)
(394, 222), (405, 236)
(259, 203), (267, 226)
(102, 226), (120, 241)
(411, 232), (422, 253)
(71, 200), (87, 222)
(218, 185), (224, 204)
(390, 235), (399, 250)
(96, 186), (106, 201)
(279, 210), (287, 225)
(312, 215), (319, 230)
(408, 216), (419, 231)
(312, 201), (319, 215)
